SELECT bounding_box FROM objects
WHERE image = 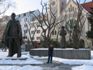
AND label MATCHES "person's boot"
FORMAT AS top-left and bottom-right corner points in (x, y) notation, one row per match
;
(17, 52), (21, 57)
